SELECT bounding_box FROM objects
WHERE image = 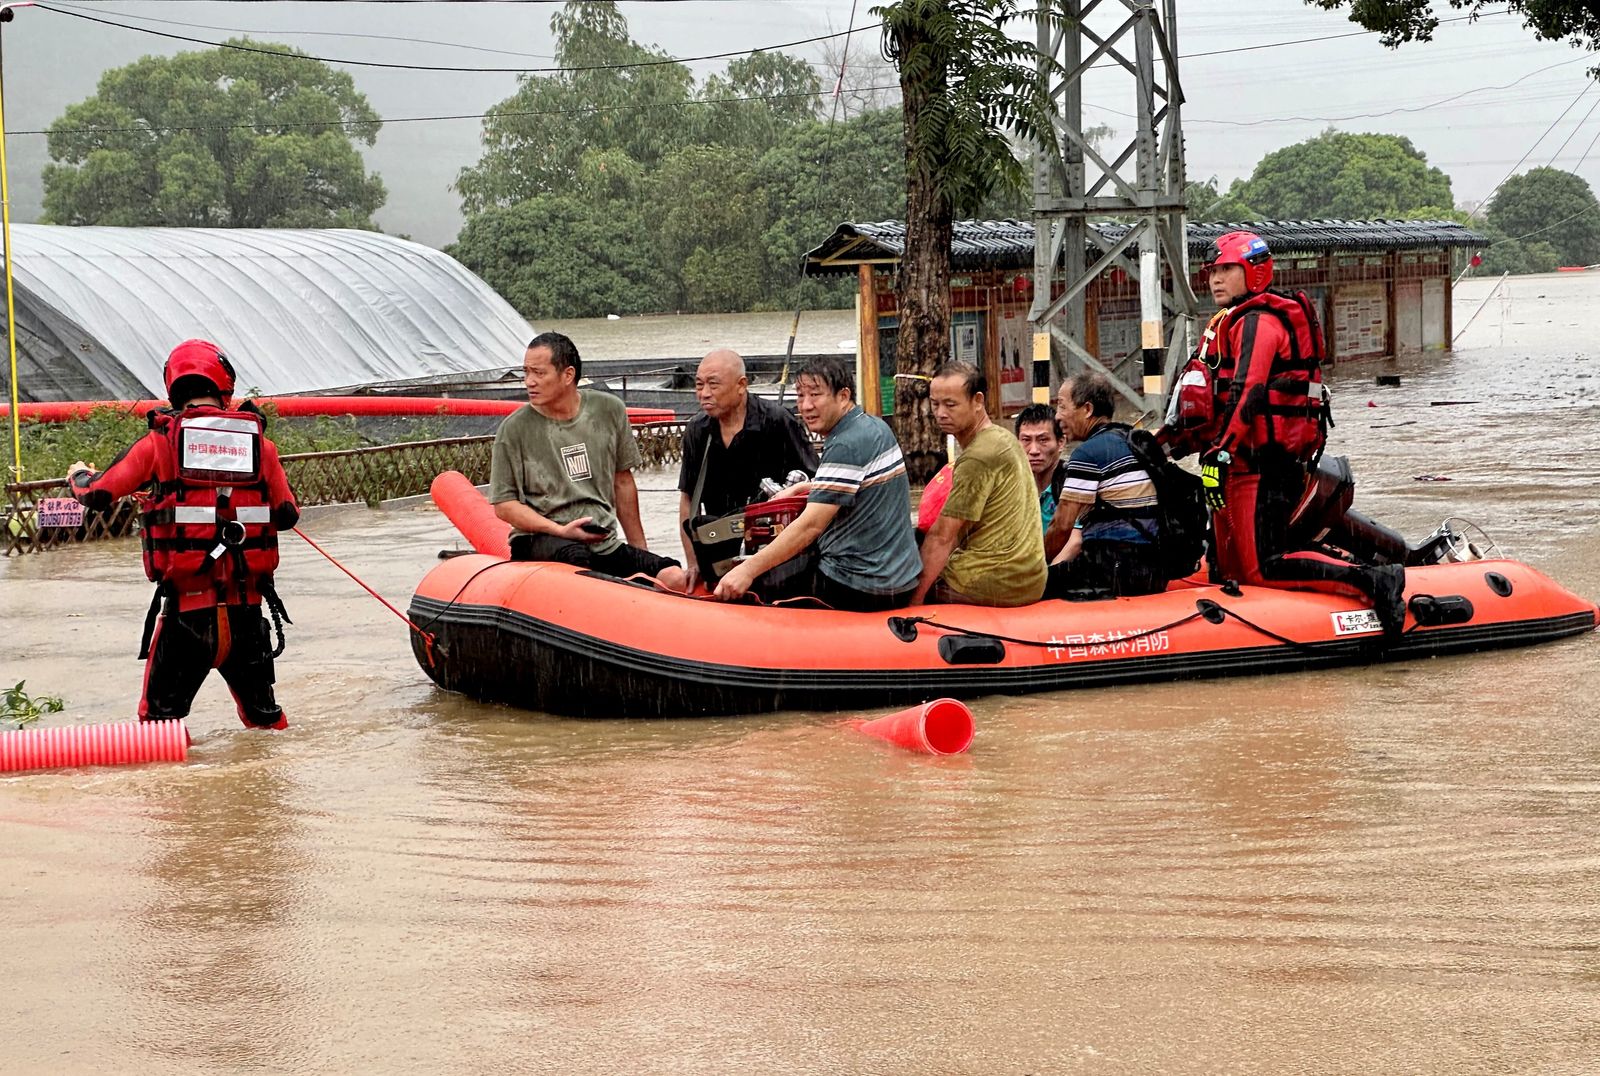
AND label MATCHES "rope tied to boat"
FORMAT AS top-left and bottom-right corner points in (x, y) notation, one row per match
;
(292, 527), (439, 668)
